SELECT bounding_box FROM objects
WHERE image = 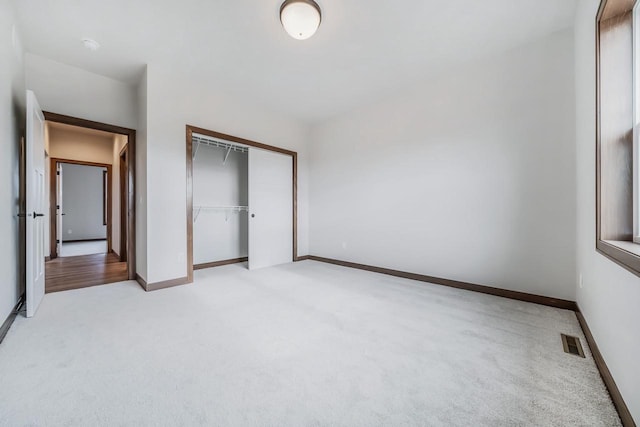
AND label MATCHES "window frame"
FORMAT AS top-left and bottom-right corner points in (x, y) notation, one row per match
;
(633, 1), (640, 243)
(595, 0), (640, 277)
